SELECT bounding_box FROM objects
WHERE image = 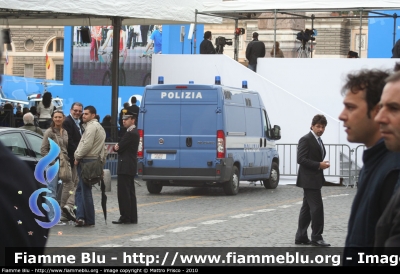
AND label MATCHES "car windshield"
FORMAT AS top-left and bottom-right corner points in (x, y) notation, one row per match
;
(0, 132), (28, 156)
